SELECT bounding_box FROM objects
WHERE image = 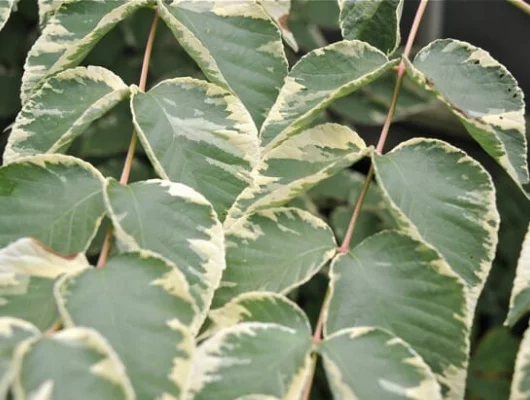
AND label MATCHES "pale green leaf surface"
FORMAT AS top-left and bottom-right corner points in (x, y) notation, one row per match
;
(214, 208), (336, 308)
(131, 77), (259, 217)
(38, 0), (61, 28)
(259, 40), (397, 149)
(319, 327), (441, 399)
(325, 230), (469, 397)
(157, 0), (288, 128)
(4, 66), (129, 164)
(14, 327), (134, 400)
(56, 252), (195, 400)
(0, 0), (17, 32)
(104, 178), (225, 330)
(511, 323), (530, 400)
(258, 0), (298, 51)
(506, 223), (530, 327)
(338, 0), (403, 55)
